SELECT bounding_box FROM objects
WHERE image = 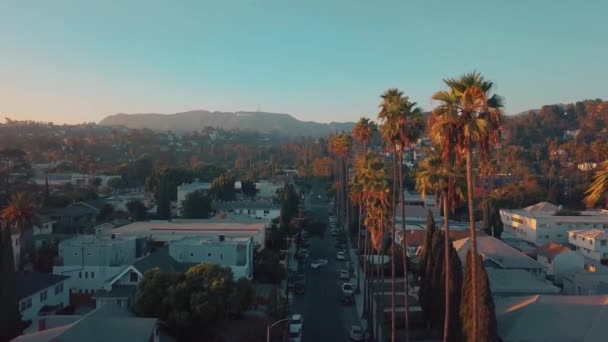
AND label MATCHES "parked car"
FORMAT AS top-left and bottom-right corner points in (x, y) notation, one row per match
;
(288, 326), (302, 342)
(289, 314), (304, 331)
(349, 325), (364, 341)
(339, 269), (350, 280)
(342, 283), (354, 296)
(336, 251), (345, 260)
(310, 259), (328, 269)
